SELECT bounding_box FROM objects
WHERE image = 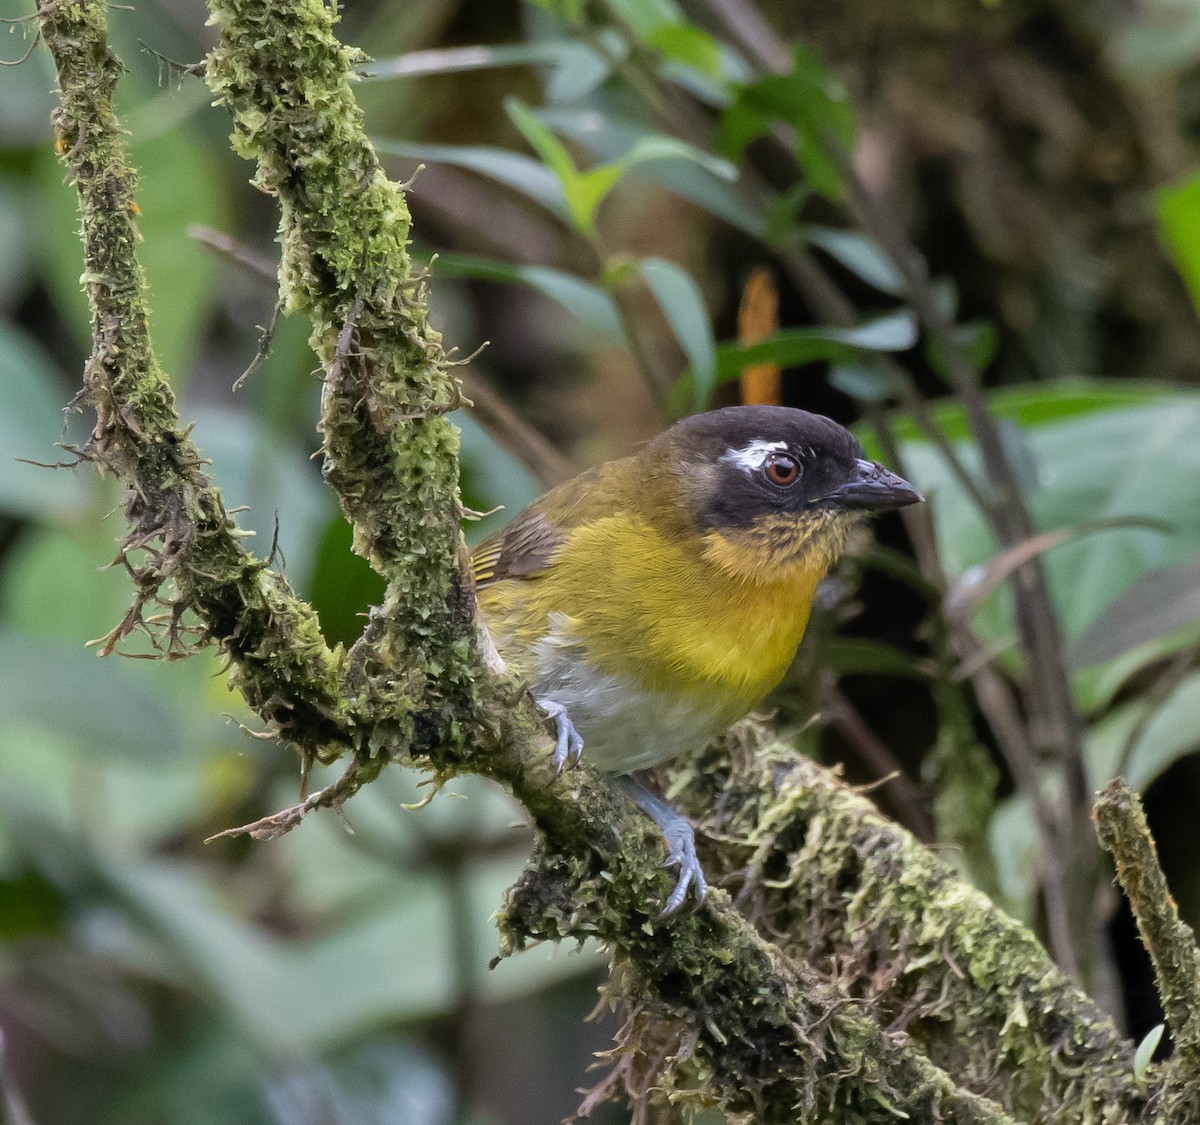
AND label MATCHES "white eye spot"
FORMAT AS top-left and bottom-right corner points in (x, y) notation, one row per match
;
(720, 439), (788, 474)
